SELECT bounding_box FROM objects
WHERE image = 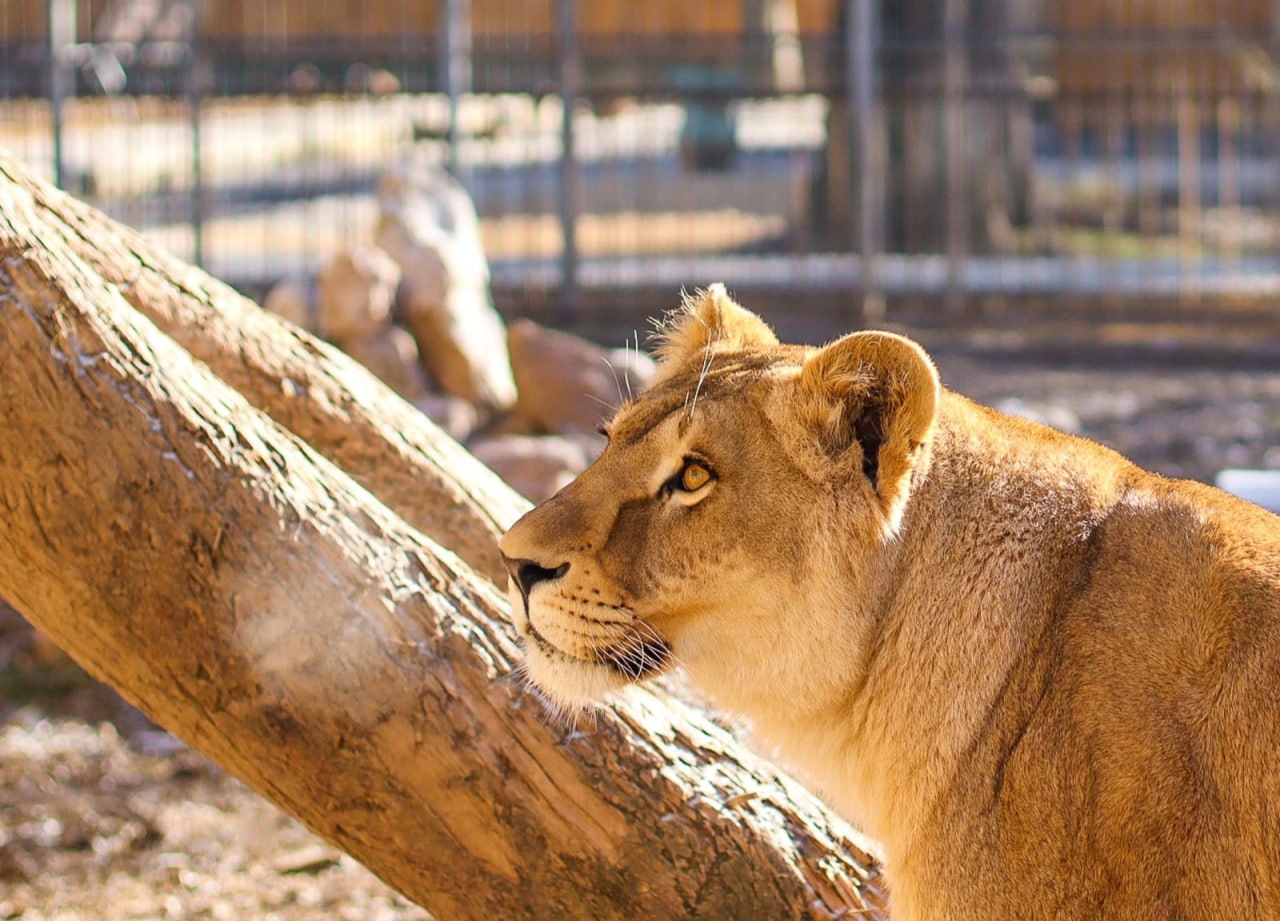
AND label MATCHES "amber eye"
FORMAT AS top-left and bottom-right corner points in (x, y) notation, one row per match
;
(679, 462), (712, 492)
